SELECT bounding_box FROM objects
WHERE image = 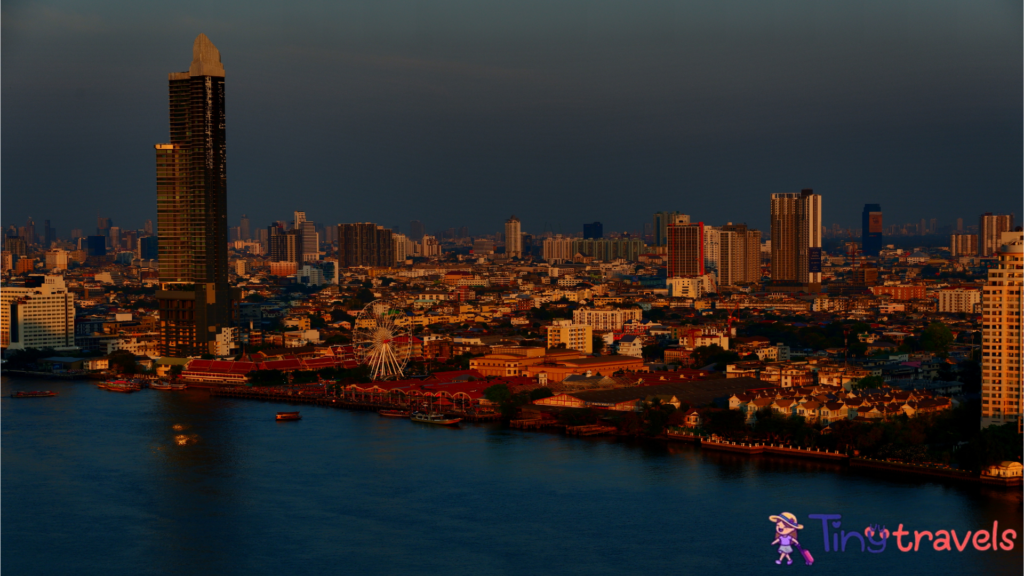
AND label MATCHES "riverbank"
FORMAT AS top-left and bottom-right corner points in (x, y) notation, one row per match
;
(209, 385), (1018, 490)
